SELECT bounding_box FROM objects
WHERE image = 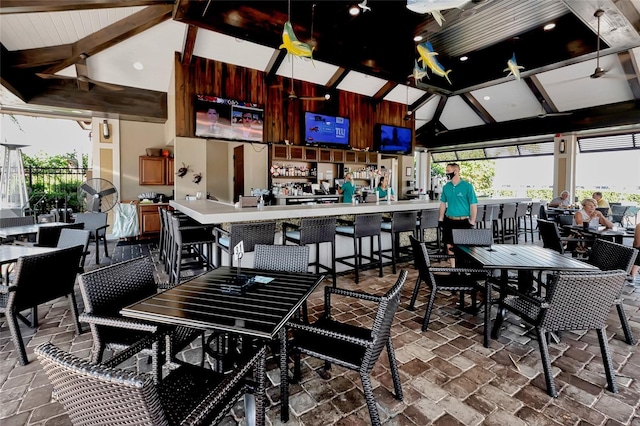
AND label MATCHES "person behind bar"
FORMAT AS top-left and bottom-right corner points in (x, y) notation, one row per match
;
(375, 176), (395, 201)
(438, 163), (478, 267)
(338, 173), (355, 204)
